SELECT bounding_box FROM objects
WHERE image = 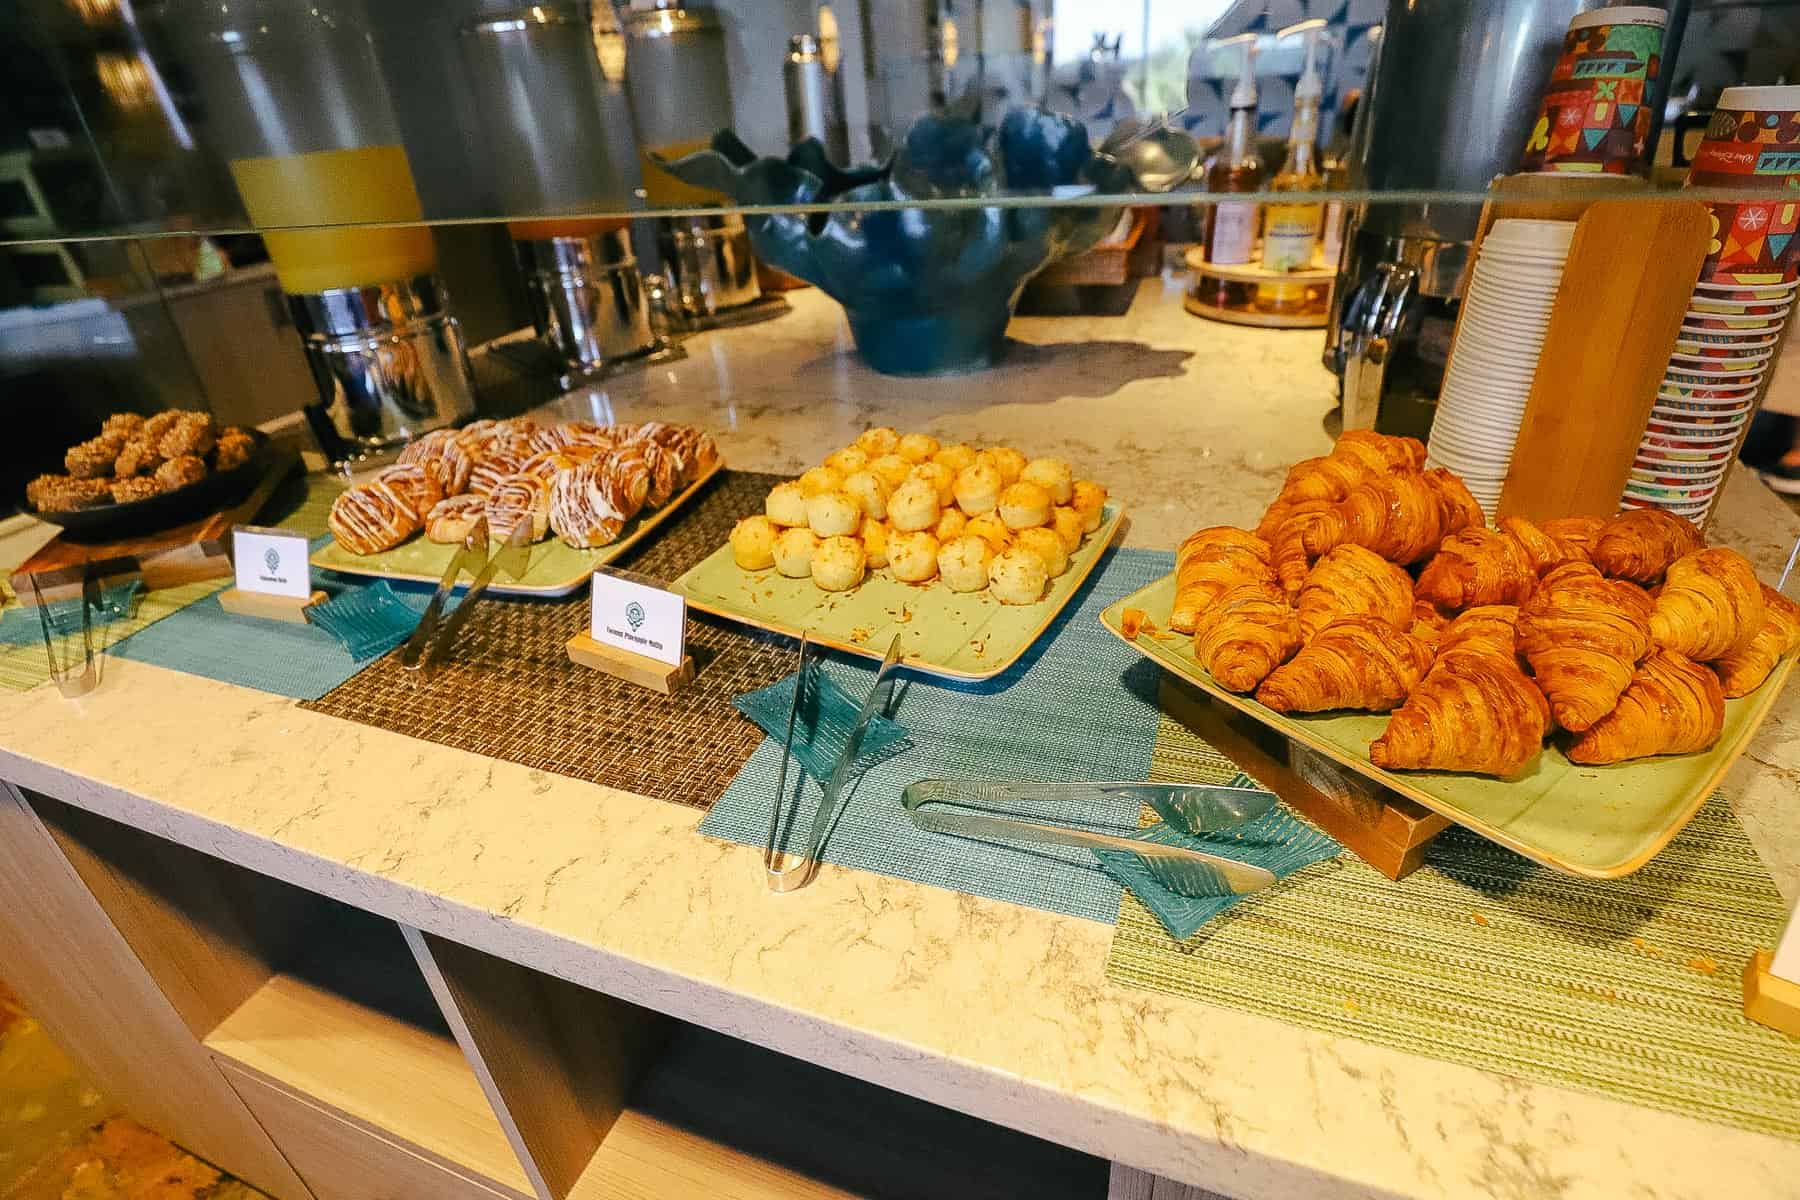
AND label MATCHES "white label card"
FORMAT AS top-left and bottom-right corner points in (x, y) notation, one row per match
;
(590, 572), (686, 667)
(233, 526), (312, 599)
(1771, 904), (1800, 986)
